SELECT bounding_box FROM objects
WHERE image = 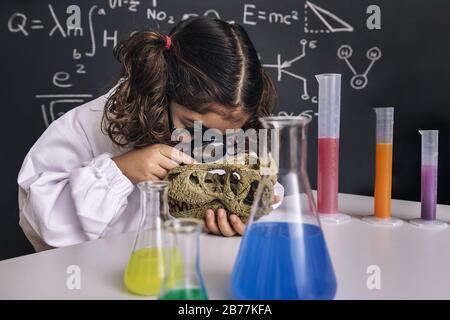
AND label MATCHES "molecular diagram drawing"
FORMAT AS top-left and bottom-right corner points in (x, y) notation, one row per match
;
(263, 39), (317, 103)
(337, 45), (382, 89)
